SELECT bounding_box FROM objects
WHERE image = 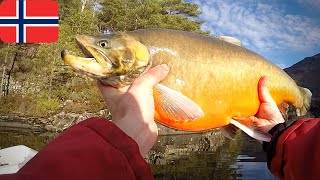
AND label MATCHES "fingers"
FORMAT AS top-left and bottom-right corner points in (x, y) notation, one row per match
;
(129, 64), (170, 91)
(258, 76), (276, 105)
(234, 116), (259, 126)
(97, 81), (125, 103)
